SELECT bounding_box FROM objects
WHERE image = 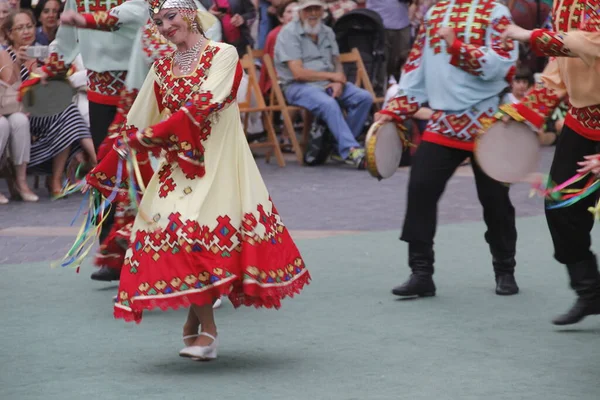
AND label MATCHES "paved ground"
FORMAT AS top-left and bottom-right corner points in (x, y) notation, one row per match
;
(5, 146), (600, 400)
(0, 148), (554, 264)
